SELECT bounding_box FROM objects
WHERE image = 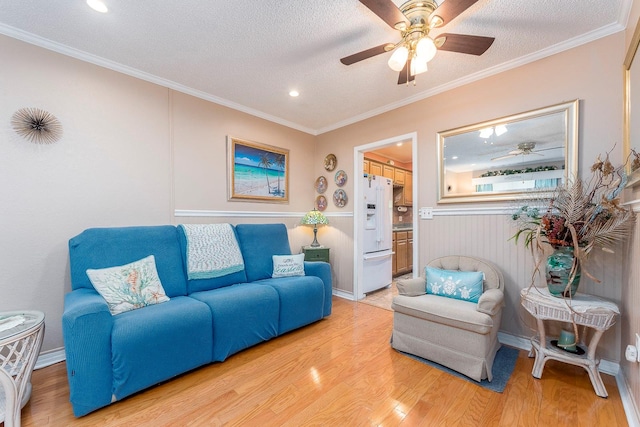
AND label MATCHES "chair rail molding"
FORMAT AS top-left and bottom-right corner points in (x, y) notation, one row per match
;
(174, 209), (354, 218)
